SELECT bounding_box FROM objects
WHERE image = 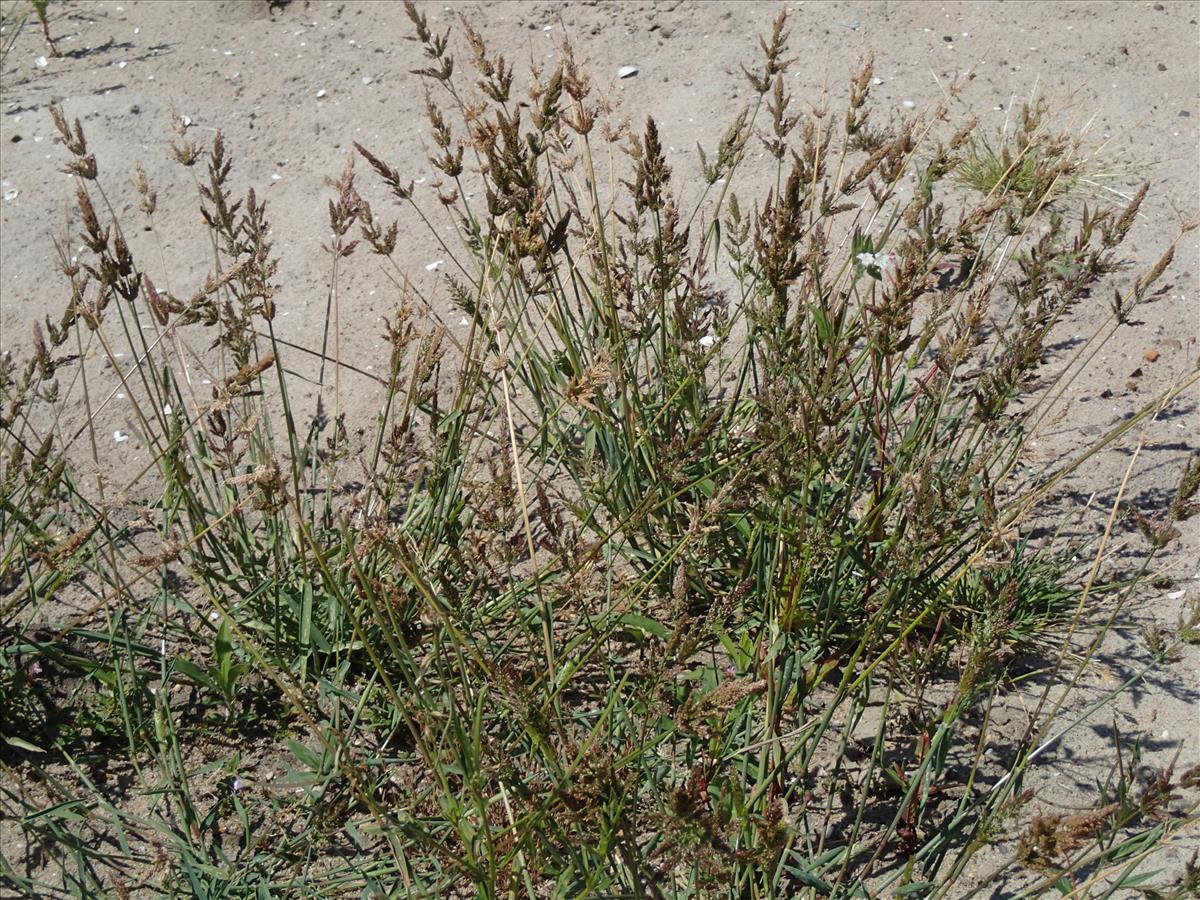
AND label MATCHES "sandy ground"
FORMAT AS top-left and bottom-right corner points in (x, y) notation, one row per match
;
(1, 0), (1198, 894)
